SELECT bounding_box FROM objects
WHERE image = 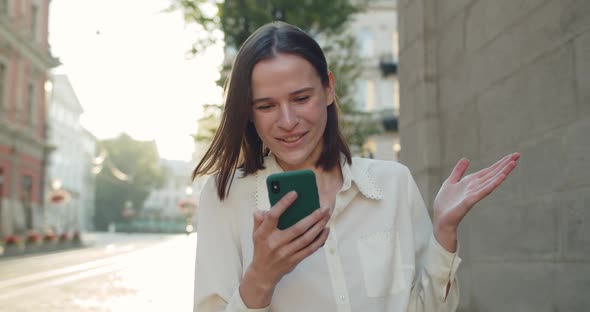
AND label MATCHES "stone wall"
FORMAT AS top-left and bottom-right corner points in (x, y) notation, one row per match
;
(398, 0), (590, 310)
